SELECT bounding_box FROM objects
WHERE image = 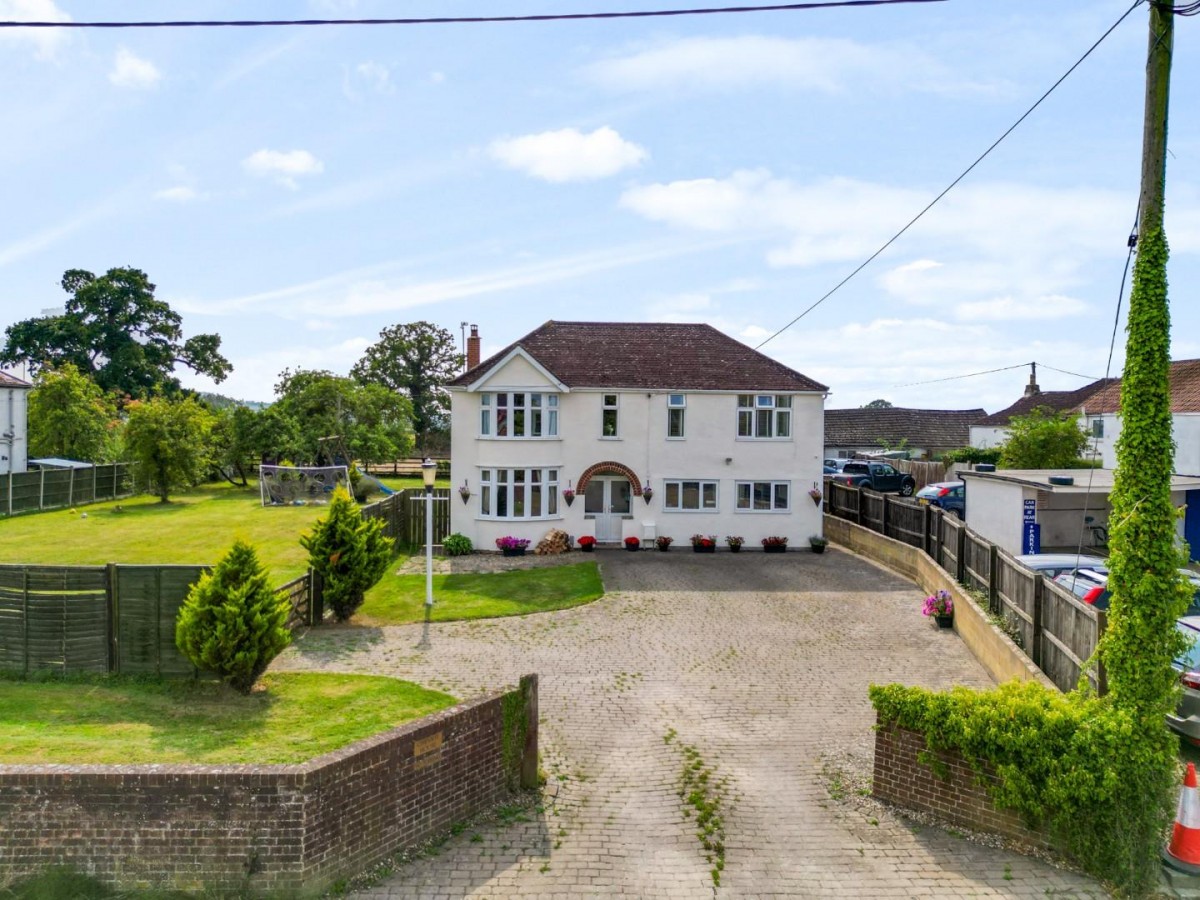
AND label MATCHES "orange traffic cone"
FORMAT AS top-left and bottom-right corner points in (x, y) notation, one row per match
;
(1164, 763), (1200, 874)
